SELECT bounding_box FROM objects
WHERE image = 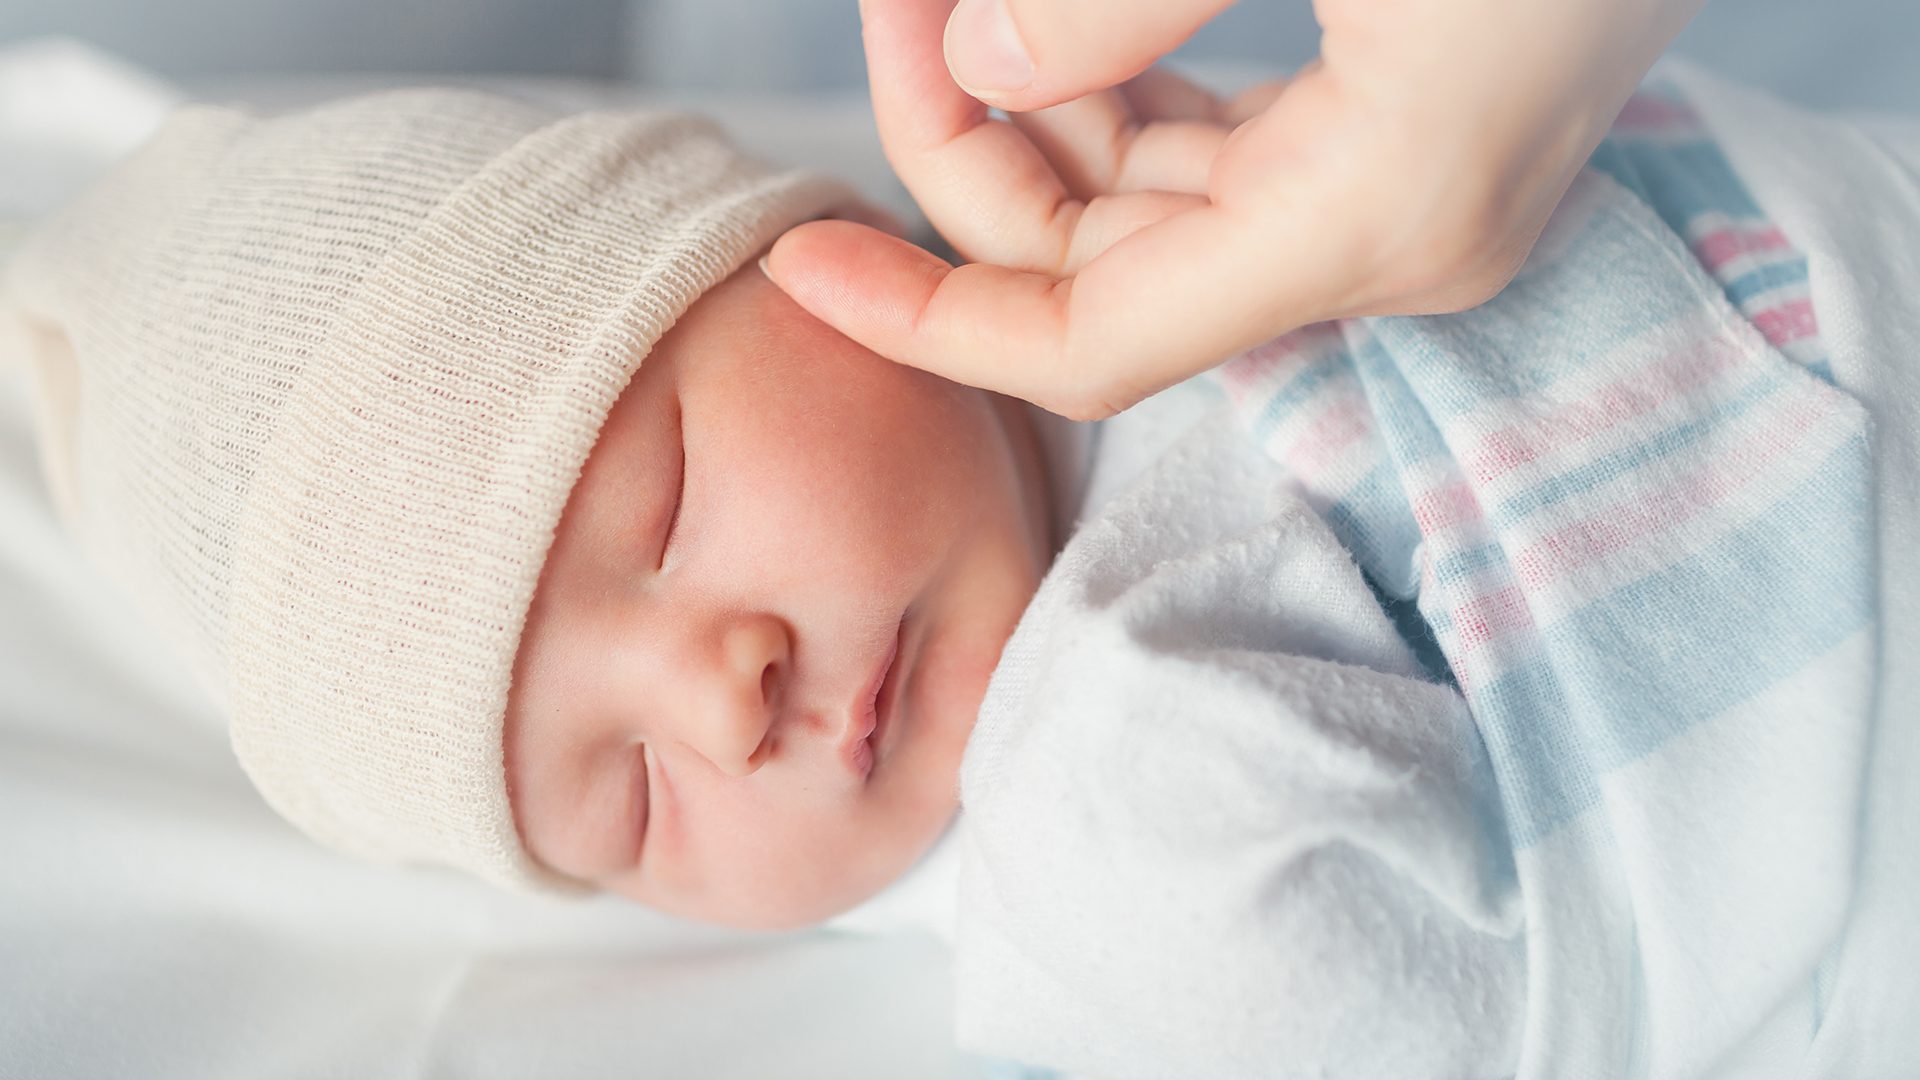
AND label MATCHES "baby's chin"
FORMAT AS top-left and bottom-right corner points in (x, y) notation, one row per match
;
(619, 800), (961, 933)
